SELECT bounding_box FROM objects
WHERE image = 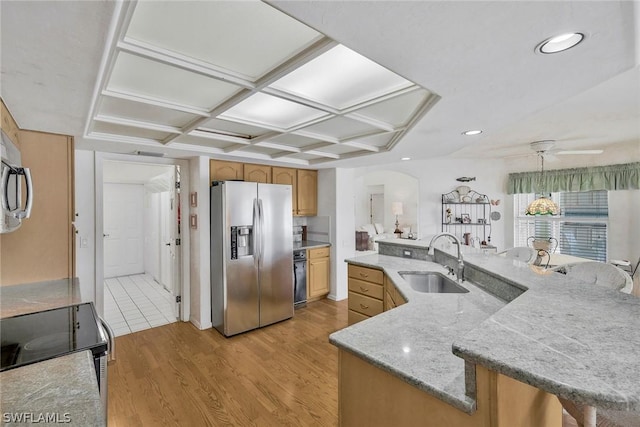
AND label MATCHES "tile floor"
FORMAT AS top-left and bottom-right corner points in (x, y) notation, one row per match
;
(104, 274), (177, 337)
